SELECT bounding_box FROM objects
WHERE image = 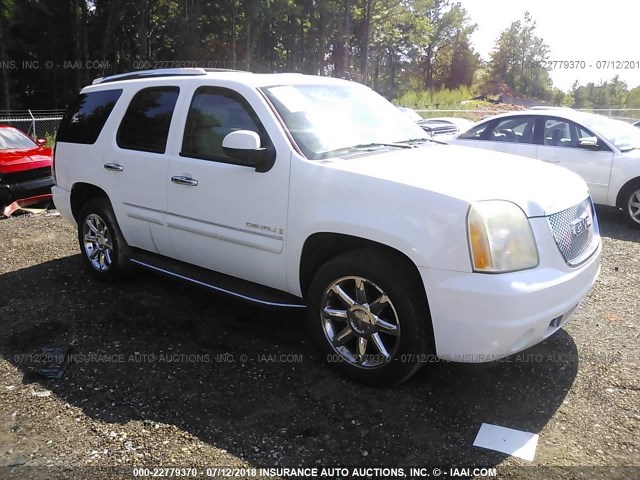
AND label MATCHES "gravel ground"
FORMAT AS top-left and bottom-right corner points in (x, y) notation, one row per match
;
(0, 206), (638, 480)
